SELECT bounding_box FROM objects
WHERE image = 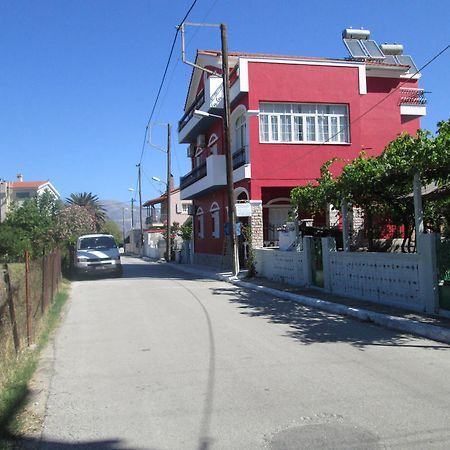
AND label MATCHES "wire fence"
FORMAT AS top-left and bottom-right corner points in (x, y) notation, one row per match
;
(0, 250), (61, 387)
